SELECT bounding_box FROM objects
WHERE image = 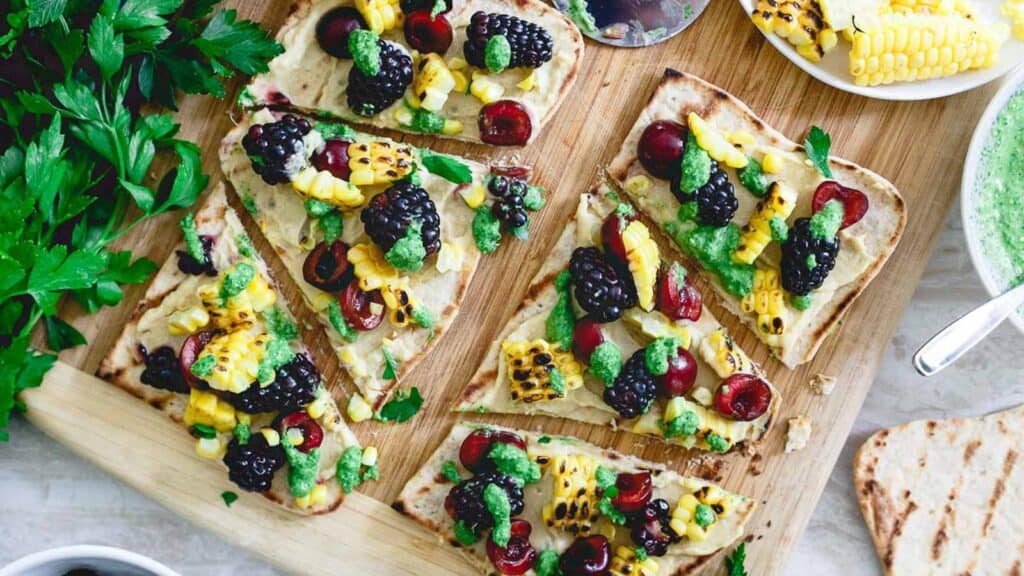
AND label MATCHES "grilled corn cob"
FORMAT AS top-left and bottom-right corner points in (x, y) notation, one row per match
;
(1004, 0), (1024, 39)
(610, 546), (660, 576)
(197, 266), (276, 330)
(542, 454), (600, 536)
(886, 0), (976, 18)
(413, 54), (457, 112)
(622, 221), (660, 312)
(670, 482), (732, 542)
(734, 182), (798, 265)
(752, 0), (840, 62)
(741, 268), (787, 346)
(849, 13), (1008, 87)
(687, 113), (748, 169)
(699, 328), (754, 378)
(348, 242), (400, 292)
(502, 340), (584, 403)
(291, 166), (365, 209)
(196, 330), (269, 393)
(183, 389), (238, 432)
(347, 141), (415, 186)
(354, 0), (401, 34)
